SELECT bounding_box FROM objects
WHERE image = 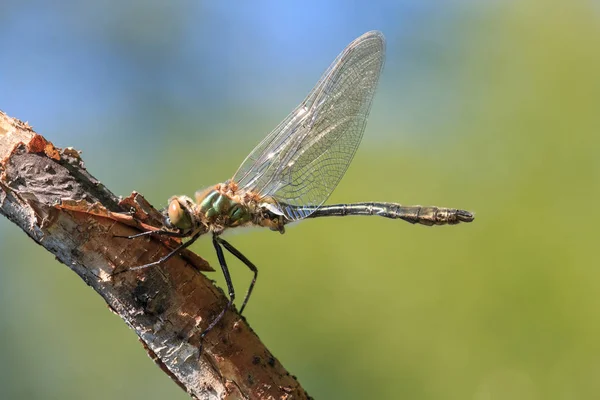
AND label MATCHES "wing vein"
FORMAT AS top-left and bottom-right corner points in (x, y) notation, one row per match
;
(232, 31), (385, 221)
